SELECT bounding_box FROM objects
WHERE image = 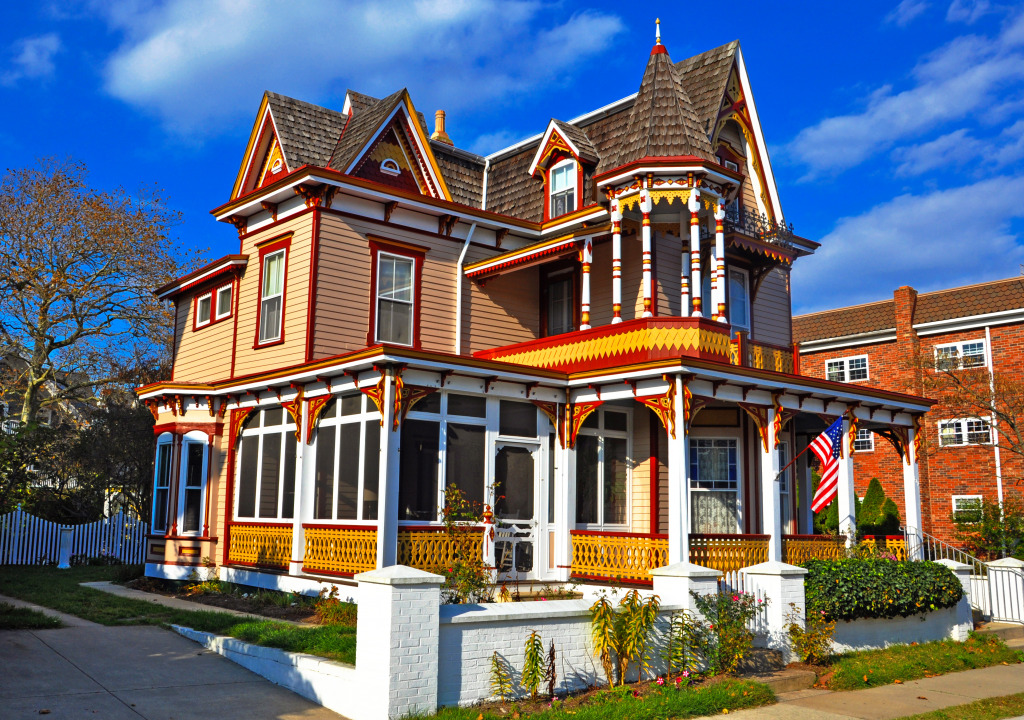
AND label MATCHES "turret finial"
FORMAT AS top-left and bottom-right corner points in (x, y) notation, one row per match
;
(655, 18), (661, 45)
